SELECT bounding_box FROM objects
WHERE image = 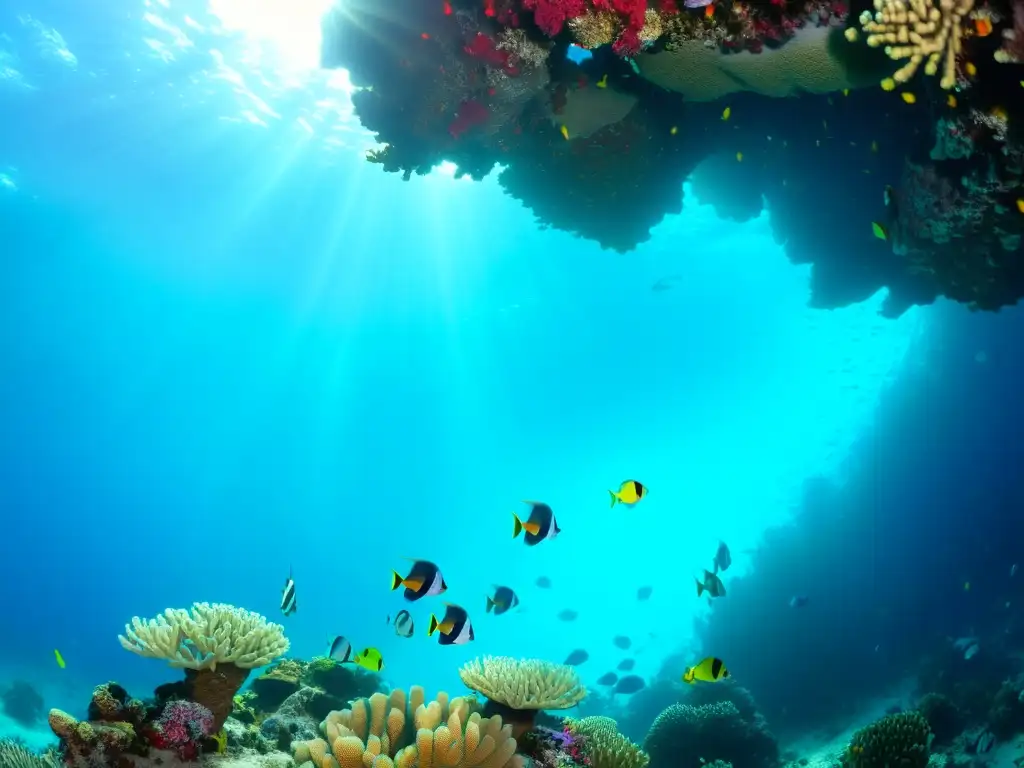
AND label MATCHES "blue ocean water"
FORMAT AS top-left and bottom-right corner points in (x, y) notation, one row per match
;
(2, 0), (1019, 760)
